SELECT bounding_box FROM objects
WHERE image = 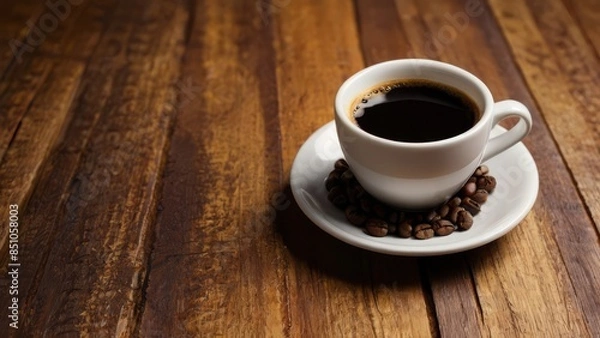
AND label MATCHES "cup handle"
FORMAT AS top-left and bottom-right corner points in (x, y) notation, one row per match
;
(481, 100), (532, 163)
